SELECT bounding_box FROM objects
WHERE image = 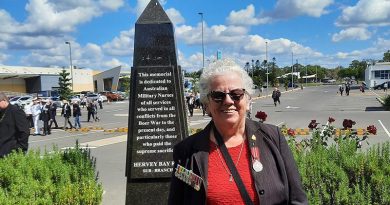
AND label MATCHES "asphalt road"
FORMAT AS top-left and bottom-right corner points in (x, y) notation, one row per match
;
(28, 85), (390, 205)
